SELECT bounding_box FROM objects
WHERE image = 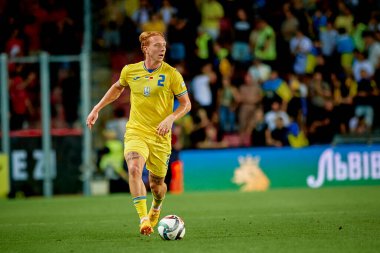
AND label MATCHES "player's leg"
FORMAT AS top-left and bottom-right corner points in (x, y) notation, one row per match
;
(145, 142), (170, 228)
(126, 151), (146, 216)
(125, 151), (153, 235)
(124, 135), (152, 235)
(148, 171), (167, 227)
